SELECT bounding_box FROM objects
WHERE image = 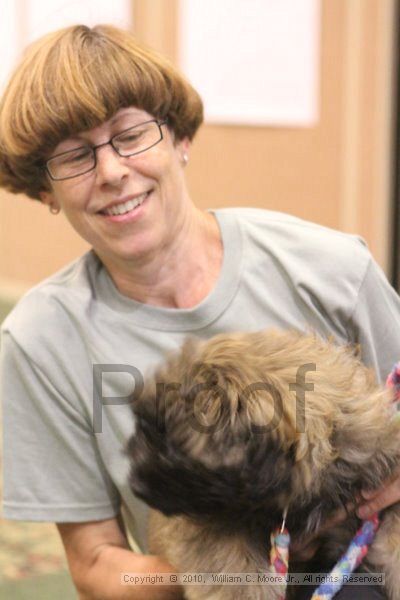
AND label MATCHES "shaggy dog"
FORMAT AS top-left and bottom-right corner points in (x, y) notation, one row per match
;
(128, 330), (400, 599)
